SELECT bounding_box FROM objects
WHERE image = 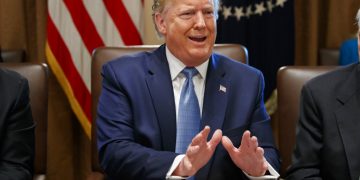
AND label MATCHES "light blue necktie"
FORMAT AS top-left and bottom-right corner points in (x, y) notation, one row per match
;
(176, 67), (201, 154)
